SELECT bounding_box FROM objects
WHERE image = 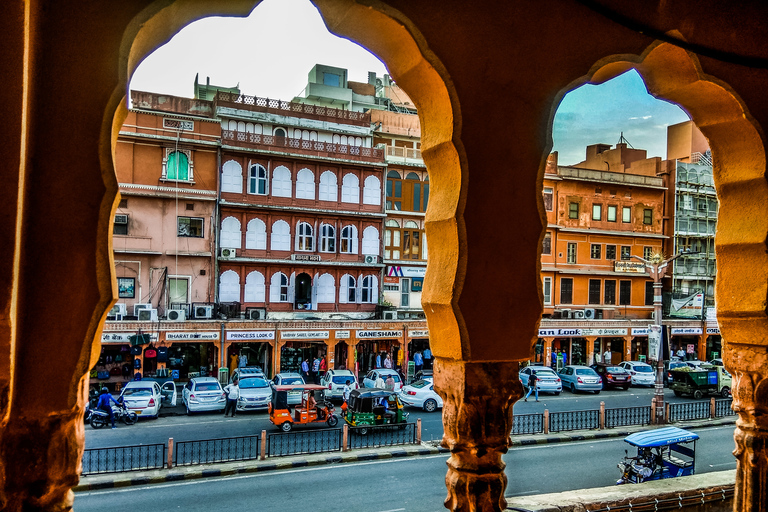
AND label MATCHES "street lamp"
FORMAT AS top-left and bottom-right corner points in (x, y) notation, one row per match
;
(632, 251), (685, 423)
